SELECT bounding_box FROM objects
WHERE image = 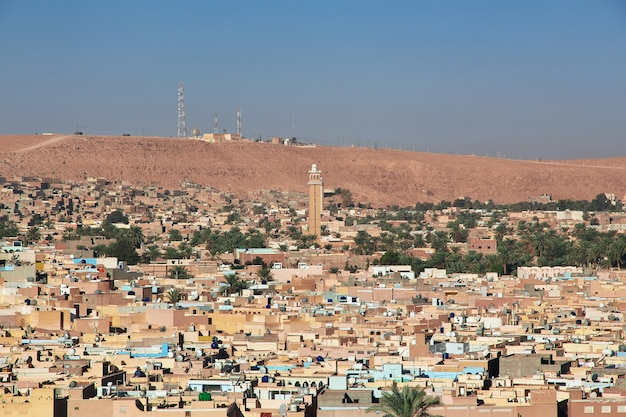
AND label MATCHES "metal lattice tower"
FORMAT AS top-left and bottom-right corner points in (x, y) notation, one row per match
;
(214, 112), (218, 134)
(236, 108), (242, 136)
(177, 81), (187, 137)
